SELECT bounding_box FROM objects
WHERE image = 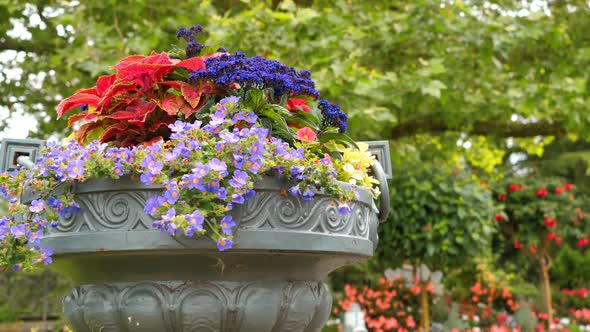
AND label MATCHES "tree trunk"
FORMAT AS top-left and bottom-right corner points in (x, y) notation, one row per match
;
(421, 282), (430, 332)
(540, 258), (553, 327)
